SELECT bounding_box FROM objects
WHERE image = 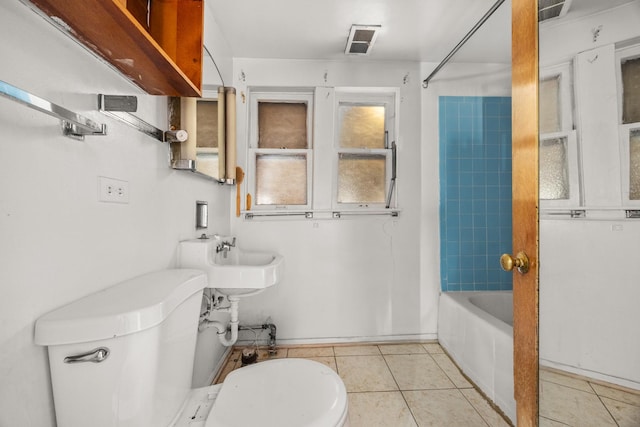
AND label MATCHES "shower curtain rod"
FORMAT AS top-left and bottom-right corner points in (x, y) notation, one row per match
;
(422, 0), (506, 88)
